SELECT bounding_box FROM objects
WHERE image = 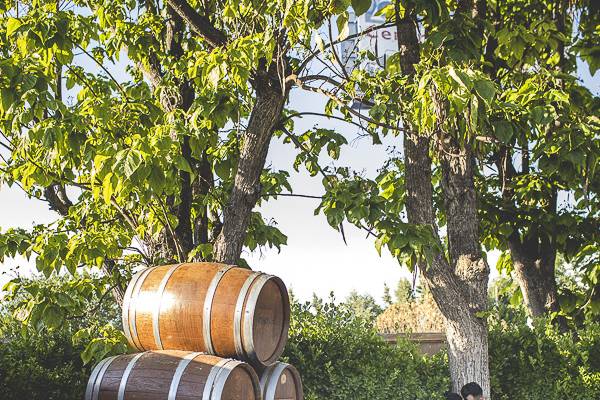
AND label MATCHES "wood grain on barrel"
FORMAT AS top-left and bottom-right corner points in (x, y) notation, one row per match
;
(211, 267), (250, 356)
(219, 366), (257, 400)
(253, 279), (285, 362)
(159, 264), (215, 350)
(122, 262), (290, 367)
(274, 369), (299, 400)
(259, 362), (304, 400)
(135, 265), (169, 351)
(89, 351), (258, 400)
